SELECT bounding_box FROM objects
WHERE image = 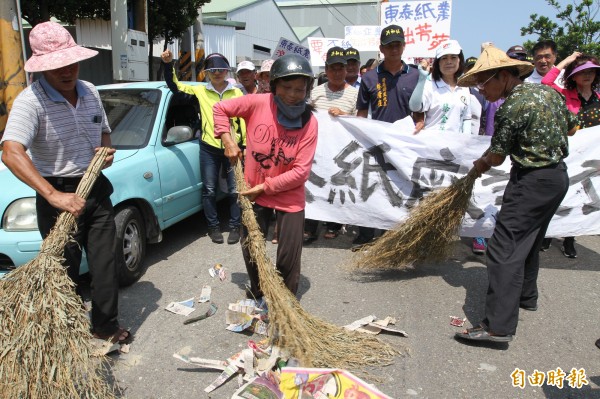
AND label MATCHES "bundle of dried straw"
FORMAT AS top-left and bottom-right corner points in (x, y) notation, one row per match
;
(233, 162), (403, 371)
(0, 148), (116, 398)
(353, 168), (478, 270)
